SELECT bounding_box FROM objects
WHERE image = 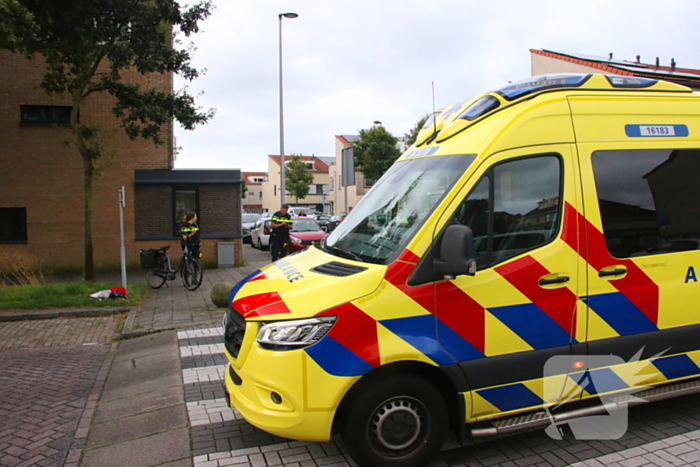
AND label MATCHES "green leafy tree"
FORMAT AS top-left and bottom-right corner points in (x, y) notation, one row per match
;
(0, 0), (214, 280)
(285, 154), (314, 203)
(405, 114), (430, 147)
(241, 181), (248, 199)
(353, 125), (401, 181)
